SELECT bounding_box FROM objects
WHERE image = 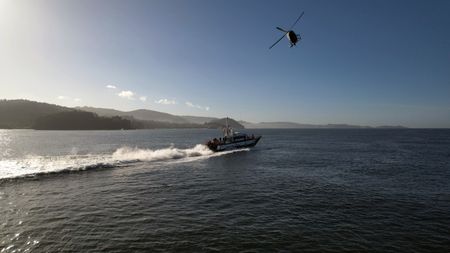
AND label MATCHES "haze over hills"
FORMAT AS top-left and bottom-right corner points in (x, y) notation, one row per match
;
(77, 106), (402, 129)
(204, 118), (244, 129)
(1, 99), (408, 130)
(0, 100), (240, 130)
(78, 106), (220, 125)
(77, 106), (191, 124)
(78, 106), (243, 128)
(179, 116), (219, 125)
(239, 121), (407, 129)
